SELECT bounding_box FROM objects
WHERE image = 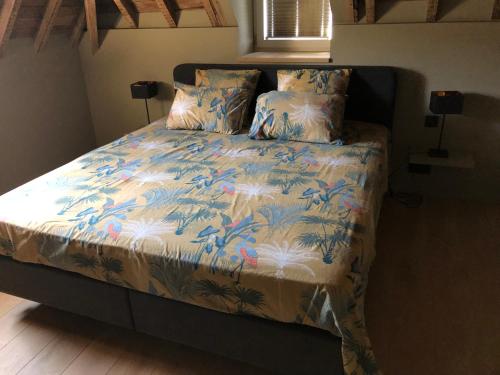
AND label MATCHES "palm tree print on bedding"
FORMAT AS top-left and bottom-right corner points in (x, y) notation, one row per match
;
(167, 84), (249, 134)
(249, 91), (346, 144)
(0, 118), (388, 375)
(195, 69), (261, 92)
(195, 69), (262, 126)
(277, 68), (352, 96)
